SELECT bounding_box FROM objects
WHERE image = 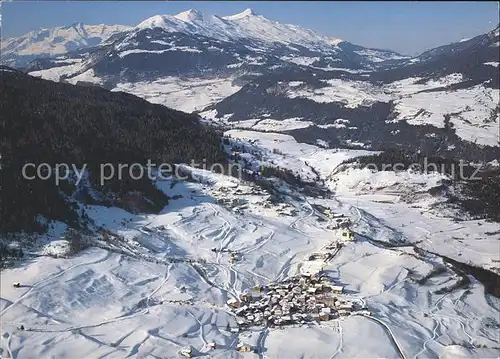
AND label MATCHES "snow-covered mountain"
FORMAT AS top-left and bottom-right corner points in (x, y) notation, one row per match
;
(18, 9), (406, 77)
(20, 11), (499, 158)
(371, 25), (500, 85)
(134, 8), (342, 50)
(202, 25), (500, 158)
(2, 71), (500, 356)
(1, 23), (132, 68)
(133, 8), (405, 64)
(3, 12), (500, 358)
